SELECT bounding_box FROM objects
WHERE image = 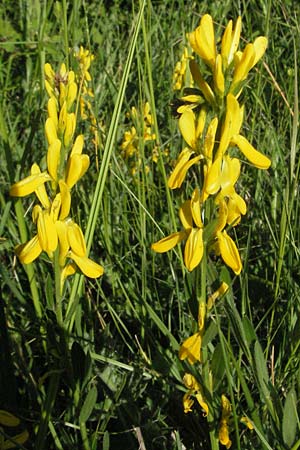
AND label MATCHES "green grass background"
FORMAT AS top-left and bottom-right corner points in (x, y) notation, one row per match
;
(1, 0), (300, 449)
